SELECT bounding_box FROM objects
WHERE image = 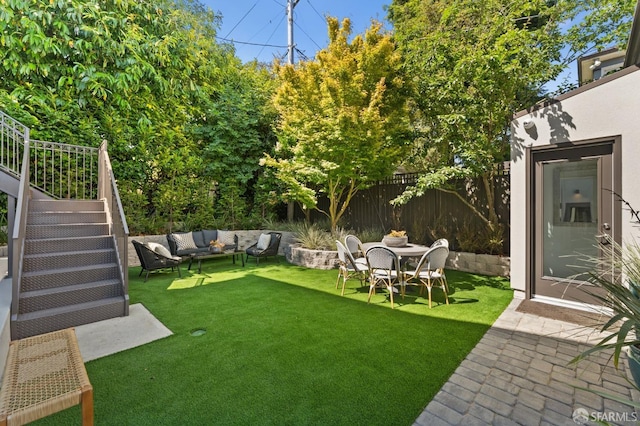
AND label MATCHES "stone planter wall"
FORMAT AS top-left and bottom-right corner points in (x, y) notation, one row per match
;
(285, 244), (338, 270)
(446, 251), (510, 277)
